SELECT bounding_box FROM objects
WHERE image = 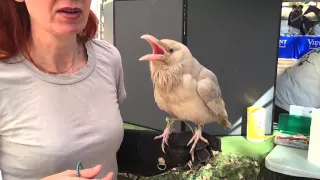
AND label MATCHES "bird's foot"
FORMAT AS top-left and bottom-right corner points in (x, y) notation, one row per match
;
(154, 126), (172, 153)
(187, 125), (209, 162)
